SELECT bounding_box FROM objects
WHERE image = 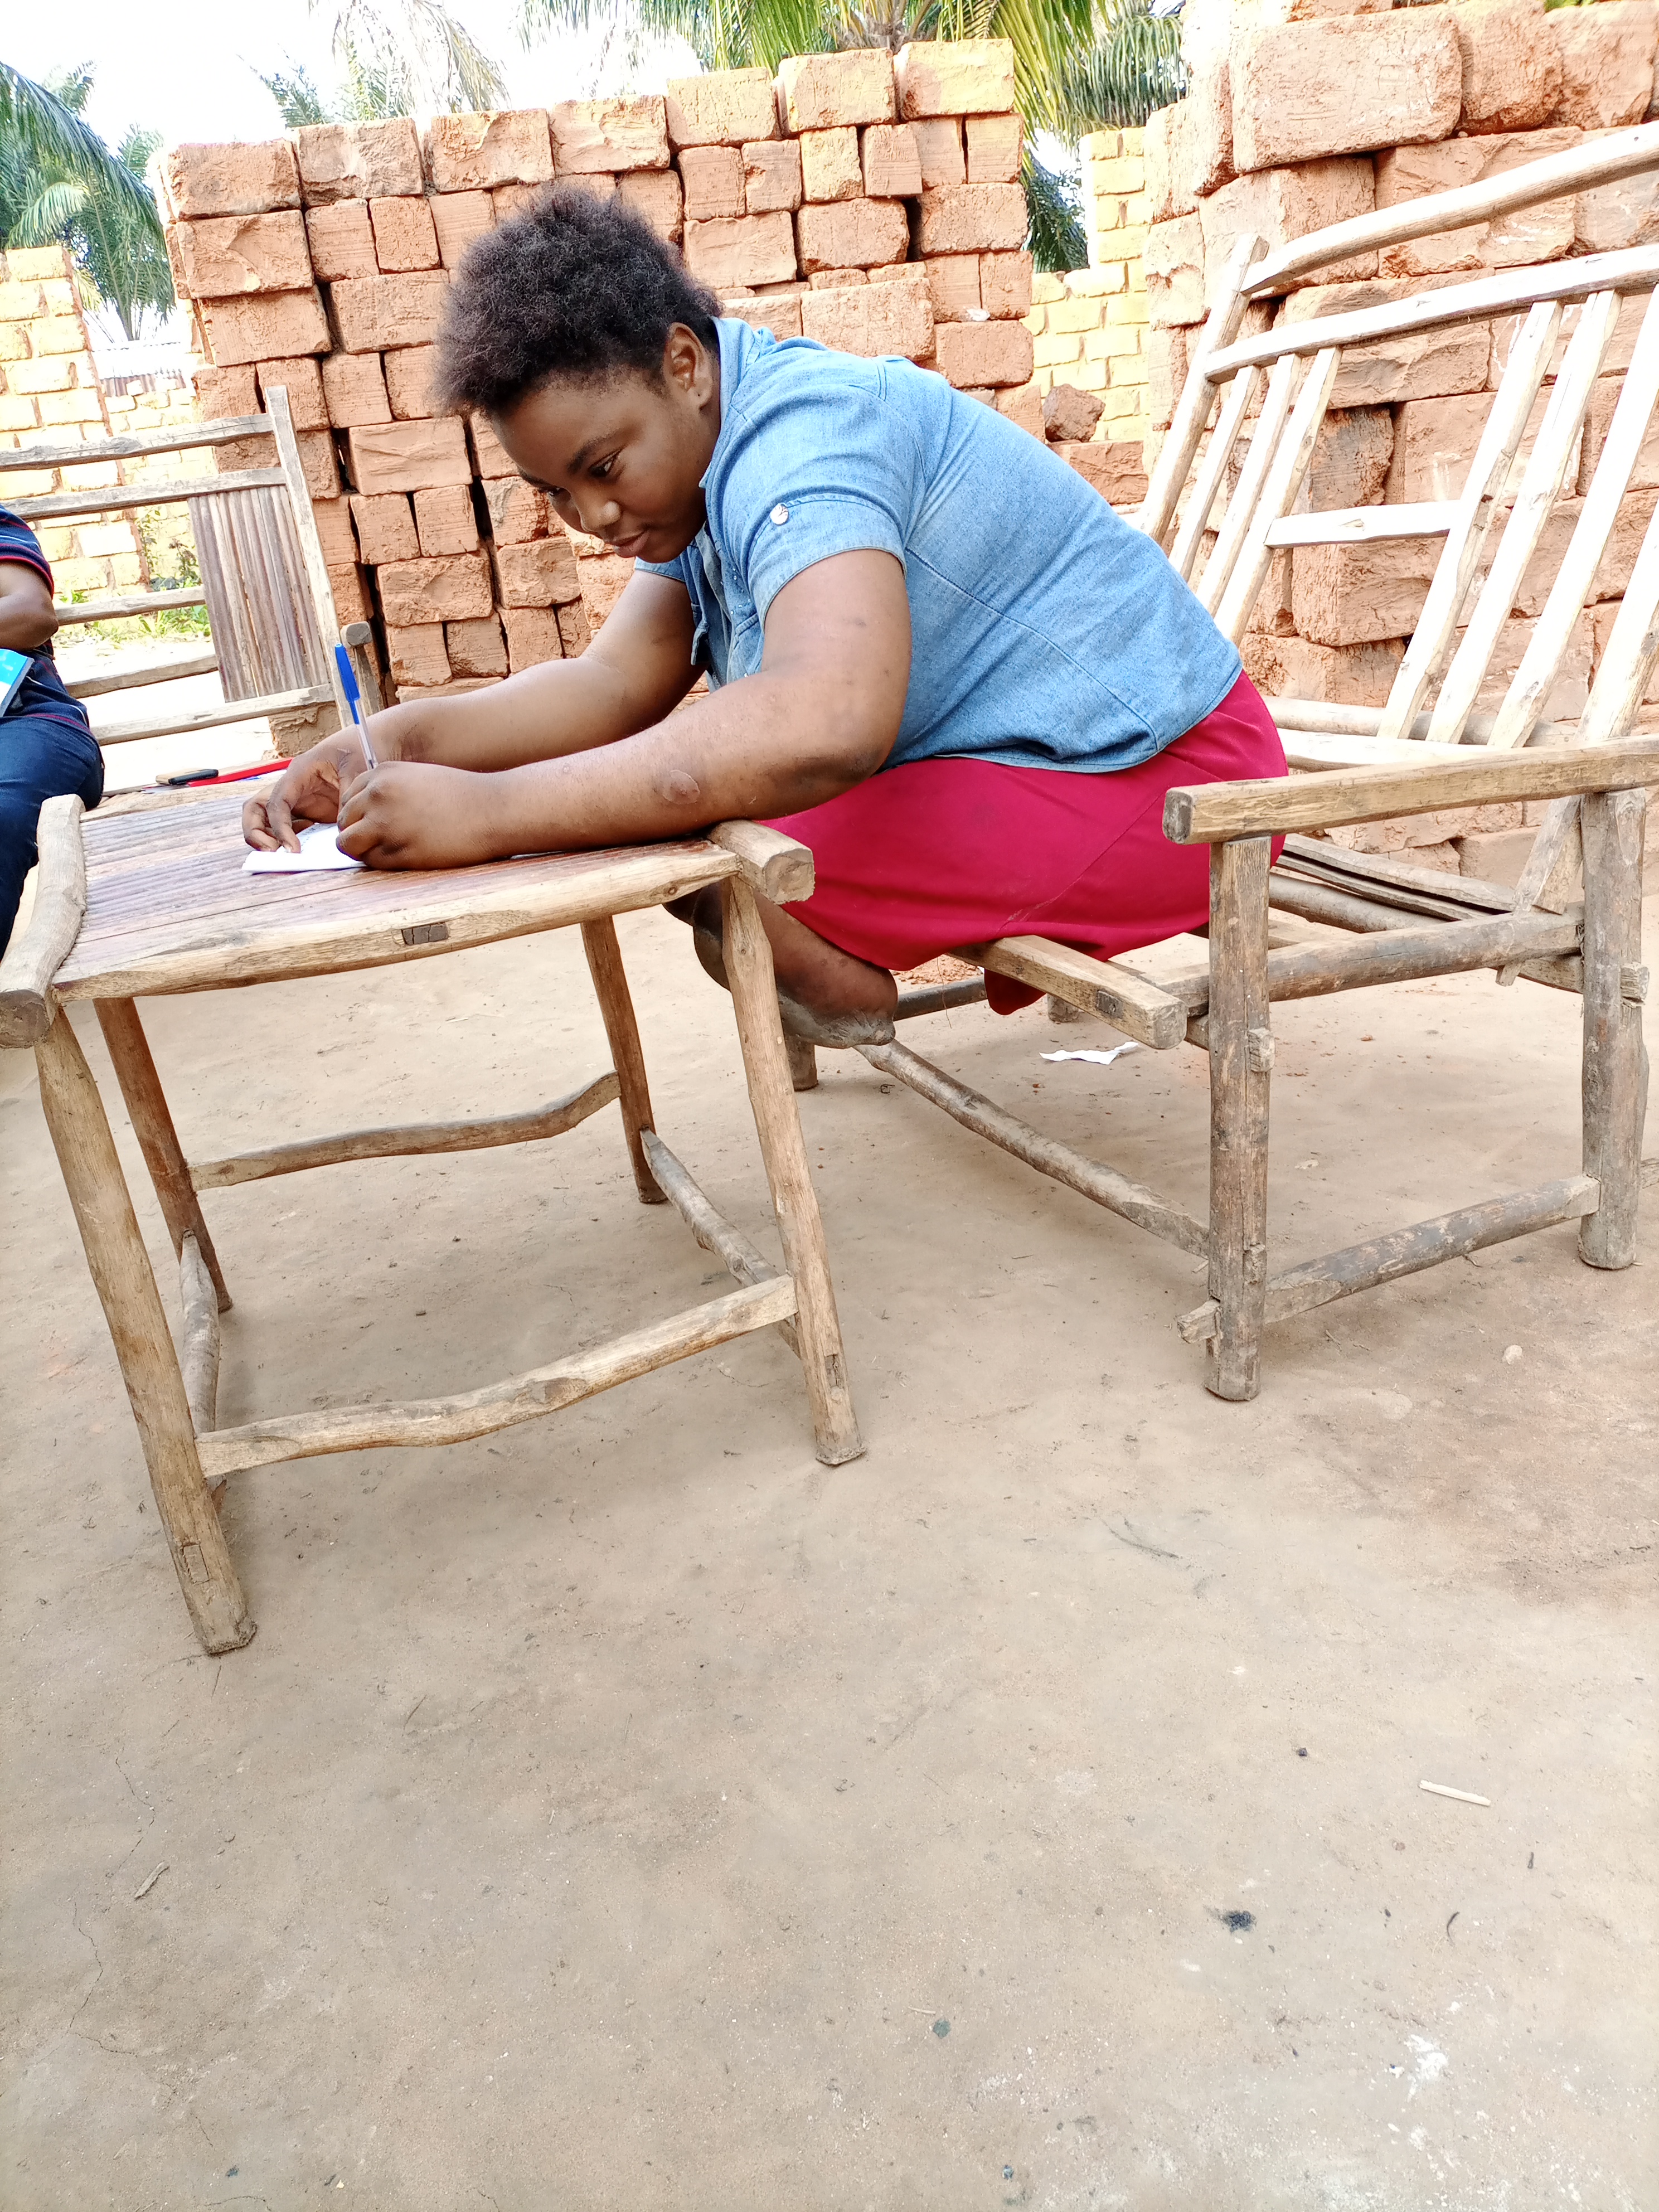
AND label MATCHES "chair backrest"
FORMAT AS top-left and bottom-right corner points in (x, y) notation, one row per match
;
(1140, 127), (1659, 756)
